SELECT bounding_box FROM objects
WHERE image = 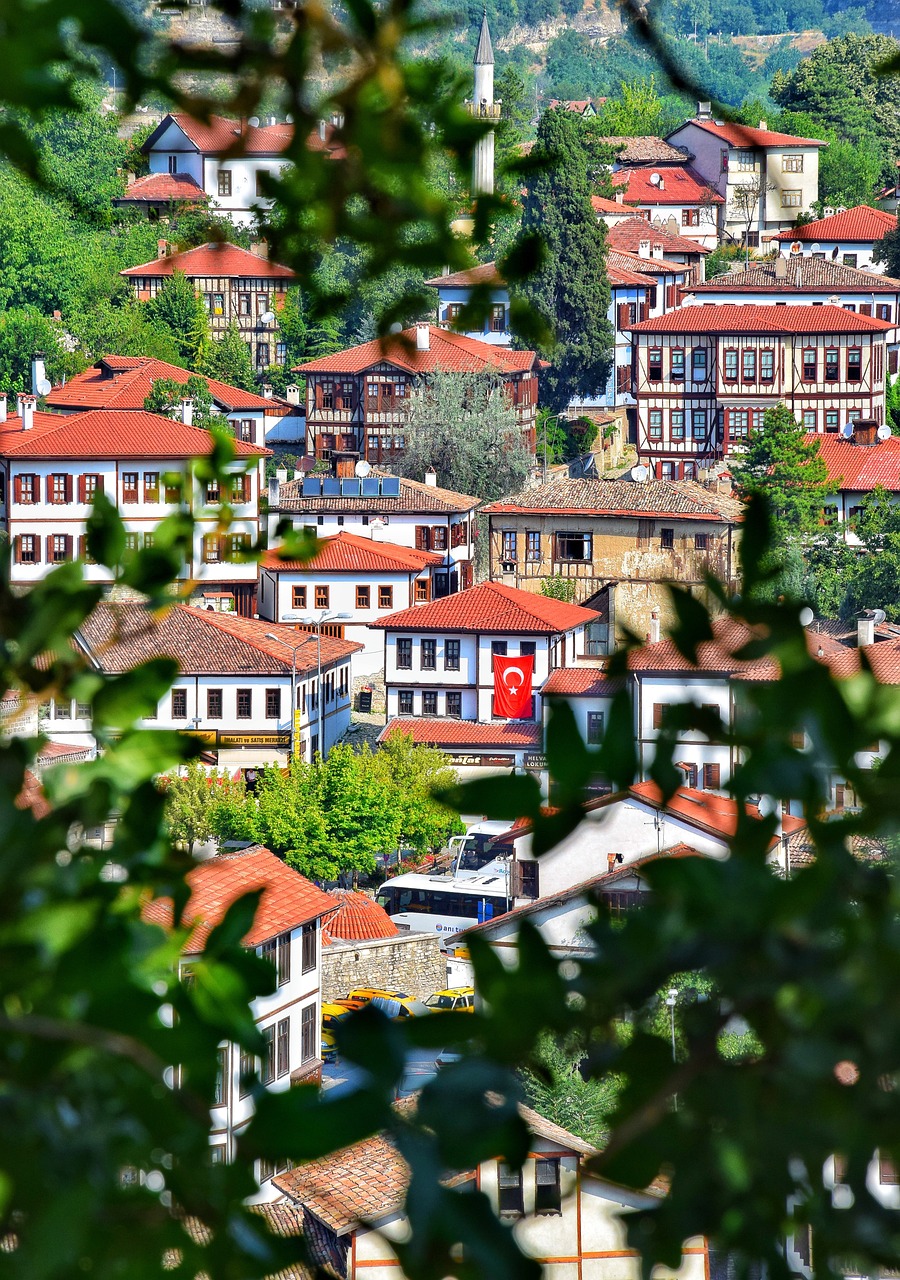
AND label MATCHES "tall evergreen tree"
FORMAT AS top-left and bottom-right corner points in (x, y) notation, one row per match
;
(730, 402), (831, 540)
(516, 108), (613, 413)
